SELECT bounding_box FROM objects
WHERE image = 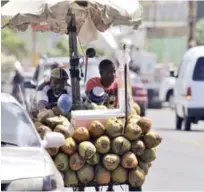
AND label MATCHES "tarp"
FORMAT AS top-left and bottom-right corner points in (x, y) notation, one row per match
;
(1, 0), (142, 43)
